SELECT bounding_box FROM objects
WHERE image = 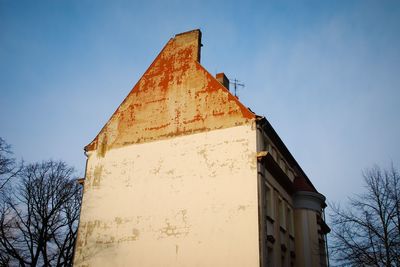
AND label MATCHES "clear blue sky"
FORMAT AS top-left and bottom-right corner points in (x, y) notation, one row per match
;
(1, 0), (399, 205)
